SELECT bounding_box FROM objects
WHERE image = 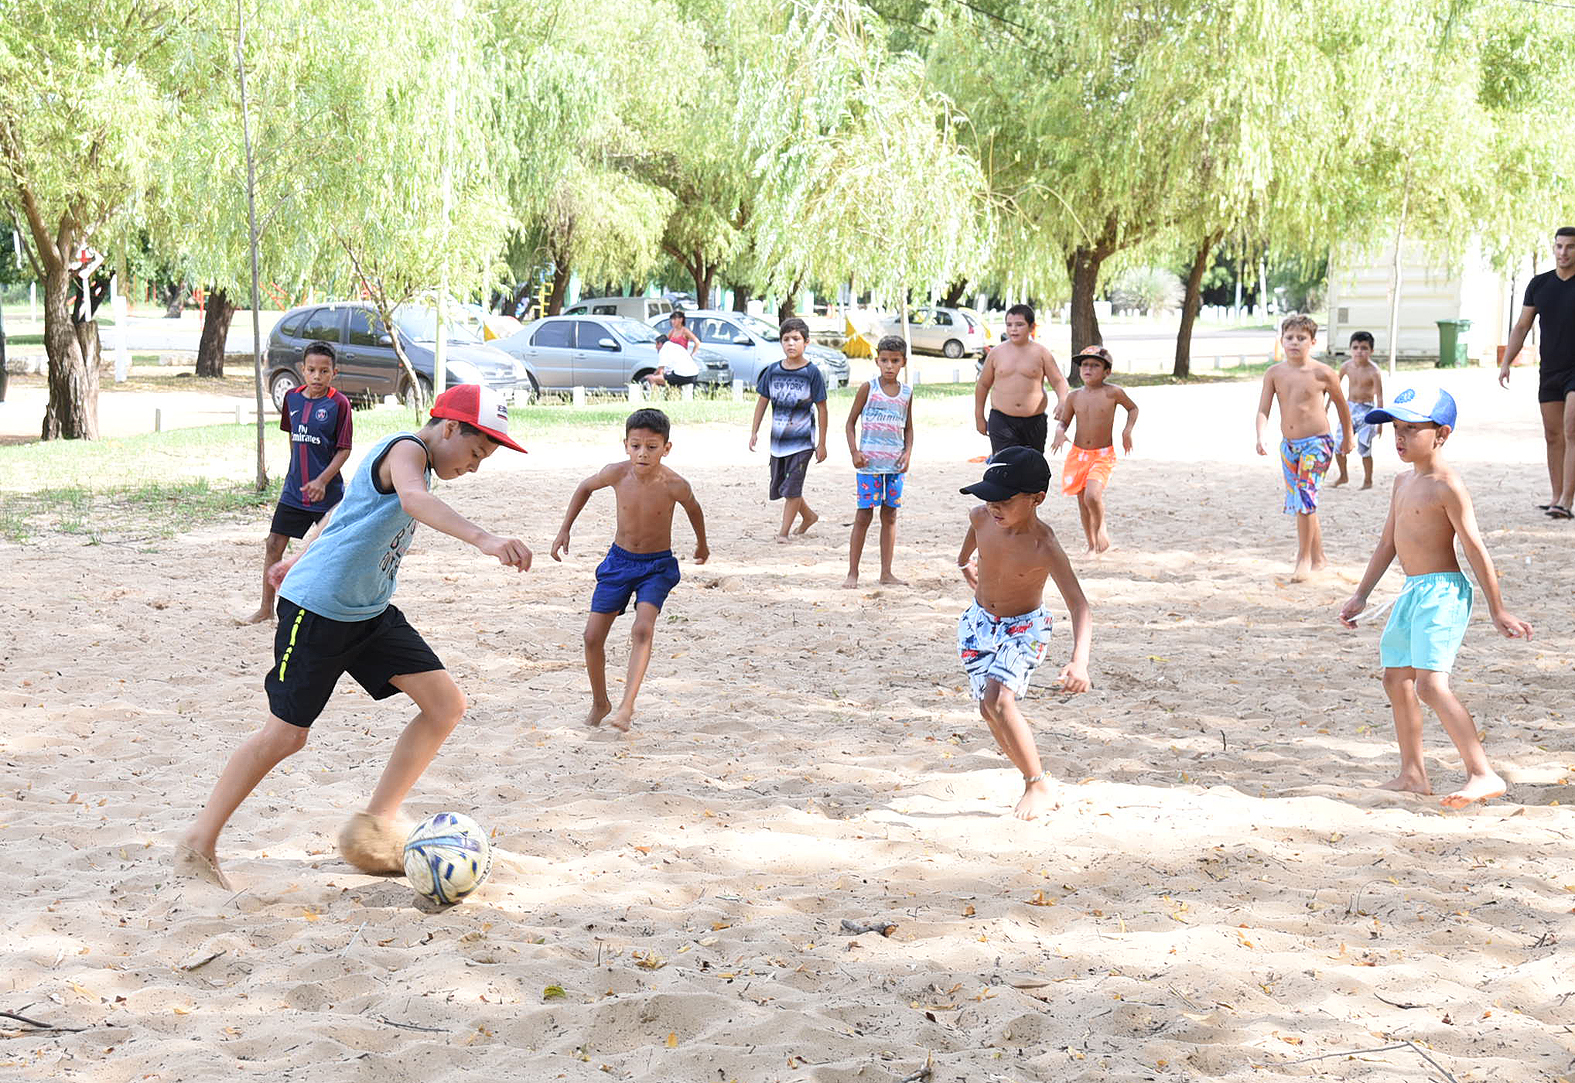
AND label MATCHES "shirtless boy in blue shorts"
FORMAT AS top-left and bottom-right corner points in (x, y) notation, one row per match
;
(955, 447), (1093, 820)
(553, 408), (709, 731)
(1339, 389), (1533, 807)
